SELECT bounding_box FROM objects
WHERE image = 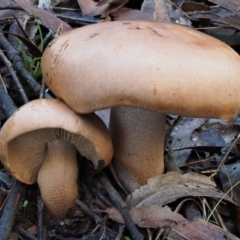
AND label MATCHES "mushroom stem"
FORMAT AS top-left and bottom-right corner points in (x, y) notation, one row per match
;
(110, 107), (166, 187)
(37, 140), (79, 219)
